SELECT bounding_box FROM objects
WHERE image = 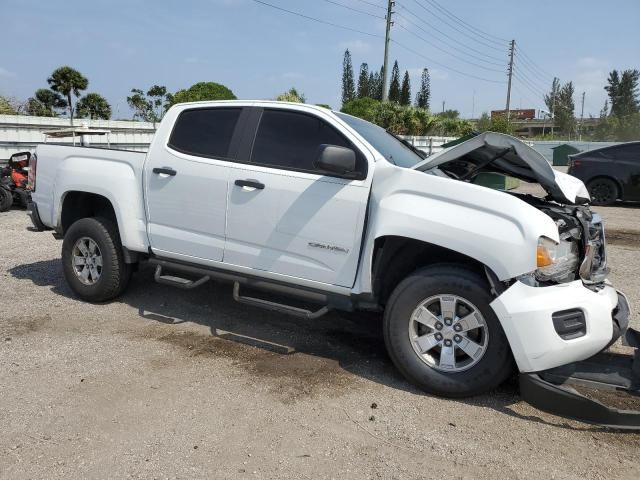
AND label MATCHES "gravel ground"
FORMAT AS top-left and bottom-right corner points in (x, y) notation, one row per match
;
(1, 208), (639, 480)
